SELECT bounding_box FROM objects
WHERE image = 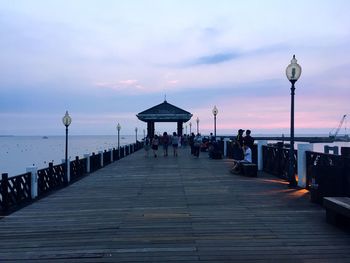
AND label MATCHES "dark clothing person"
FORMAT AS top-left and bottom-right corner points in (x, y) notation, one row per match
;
(233, 129), (244, 160)
(193, 134), (202, 157)
(189, 133), (195, 155)
(243, 130), (254, 149)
